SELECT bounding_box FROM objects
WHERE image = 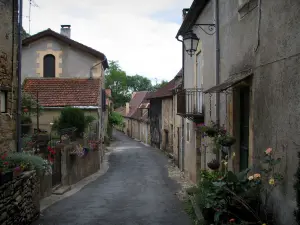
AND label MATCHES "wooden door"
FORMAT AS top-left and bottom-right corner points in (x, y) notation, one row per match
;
(239, 87), (250, 171)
